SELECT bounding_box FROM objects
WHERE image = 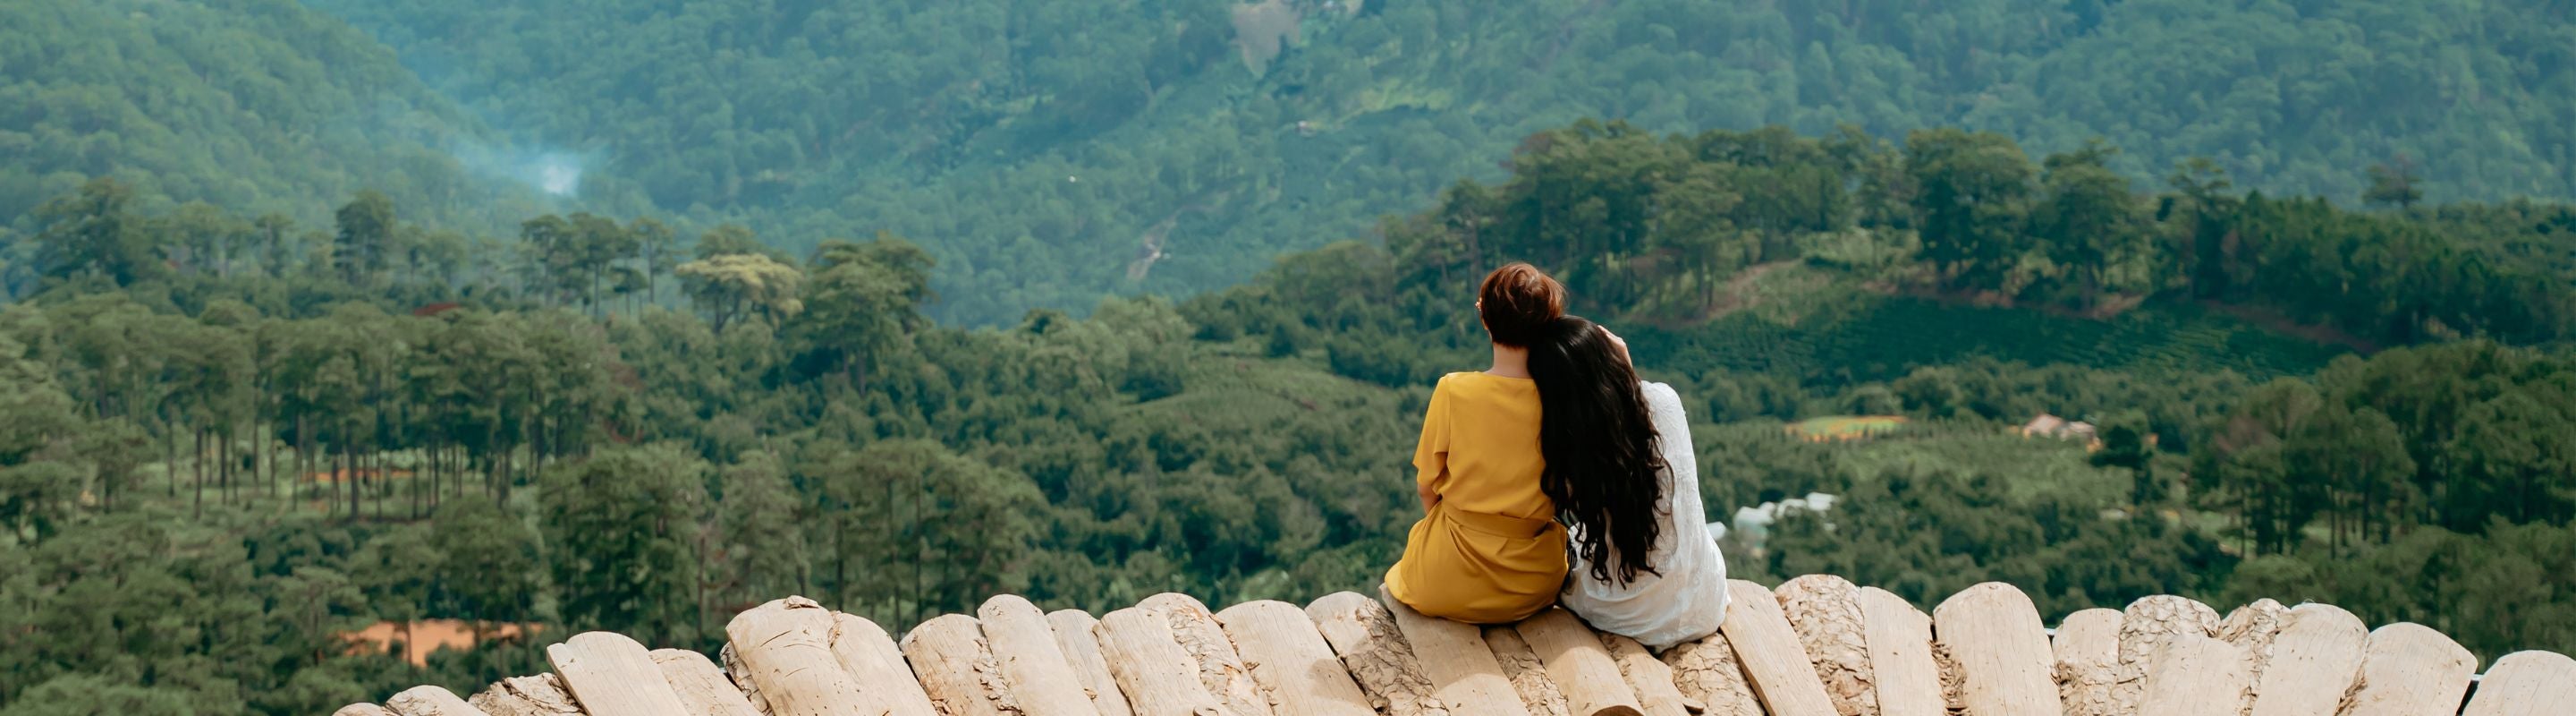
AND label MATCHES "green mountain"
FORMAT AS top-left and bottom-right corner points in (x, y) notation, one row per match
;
(298, 0), (2576, 323)
(0, 0), (539, 232)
